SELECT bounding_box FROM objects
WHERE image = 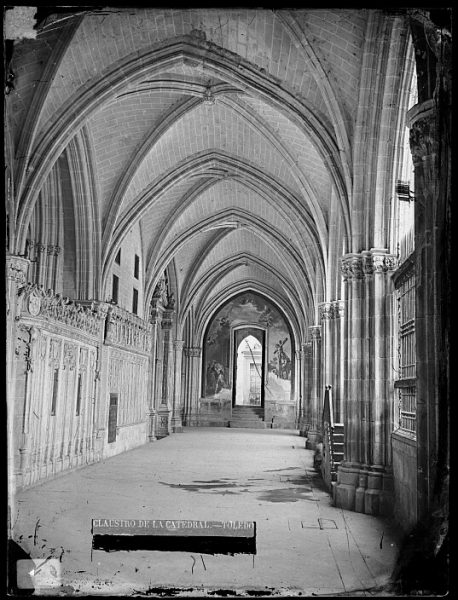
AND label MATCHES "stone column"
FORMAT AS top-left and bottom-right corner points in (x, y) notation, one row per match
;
(299, 342), (311, 437)
(147, 305), (162, 441)
(334, 250), (397, 515)
(319, 302), (333, 393)
(334, 254), (364, 510)
(156, 308), (174, 439)
(171, 340), (185, 432)
(296, 344), (303, 430)
(331, 300), (345, 423)
(364, 250), (397, 515)
(306, 325), (321, 449)
(183, 347), (202, 426)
